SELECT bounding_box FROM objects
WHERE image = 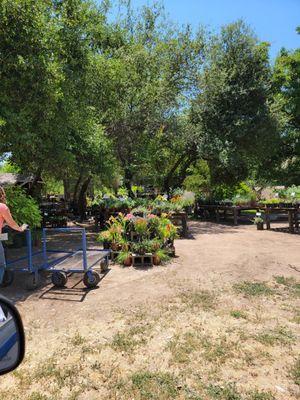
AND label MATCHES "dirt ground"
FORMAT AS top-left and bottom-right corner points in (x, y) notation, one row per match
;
(0, 221), (299, 400)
